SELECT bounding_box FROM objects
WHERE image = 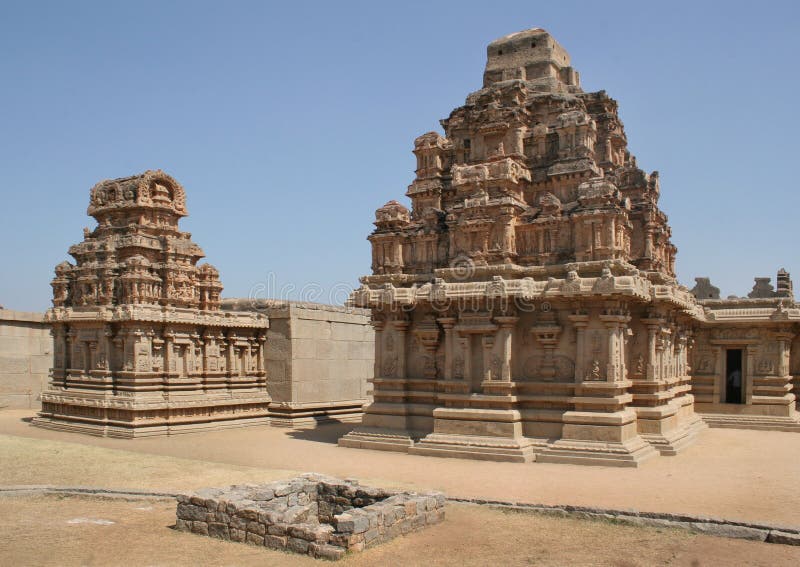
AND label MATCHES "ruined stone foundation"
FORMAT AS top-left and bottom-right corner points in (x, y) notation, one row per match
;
(33, 170), (271, 437)
(175, 474), (445, 560)
(341, 28), (707, 466)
